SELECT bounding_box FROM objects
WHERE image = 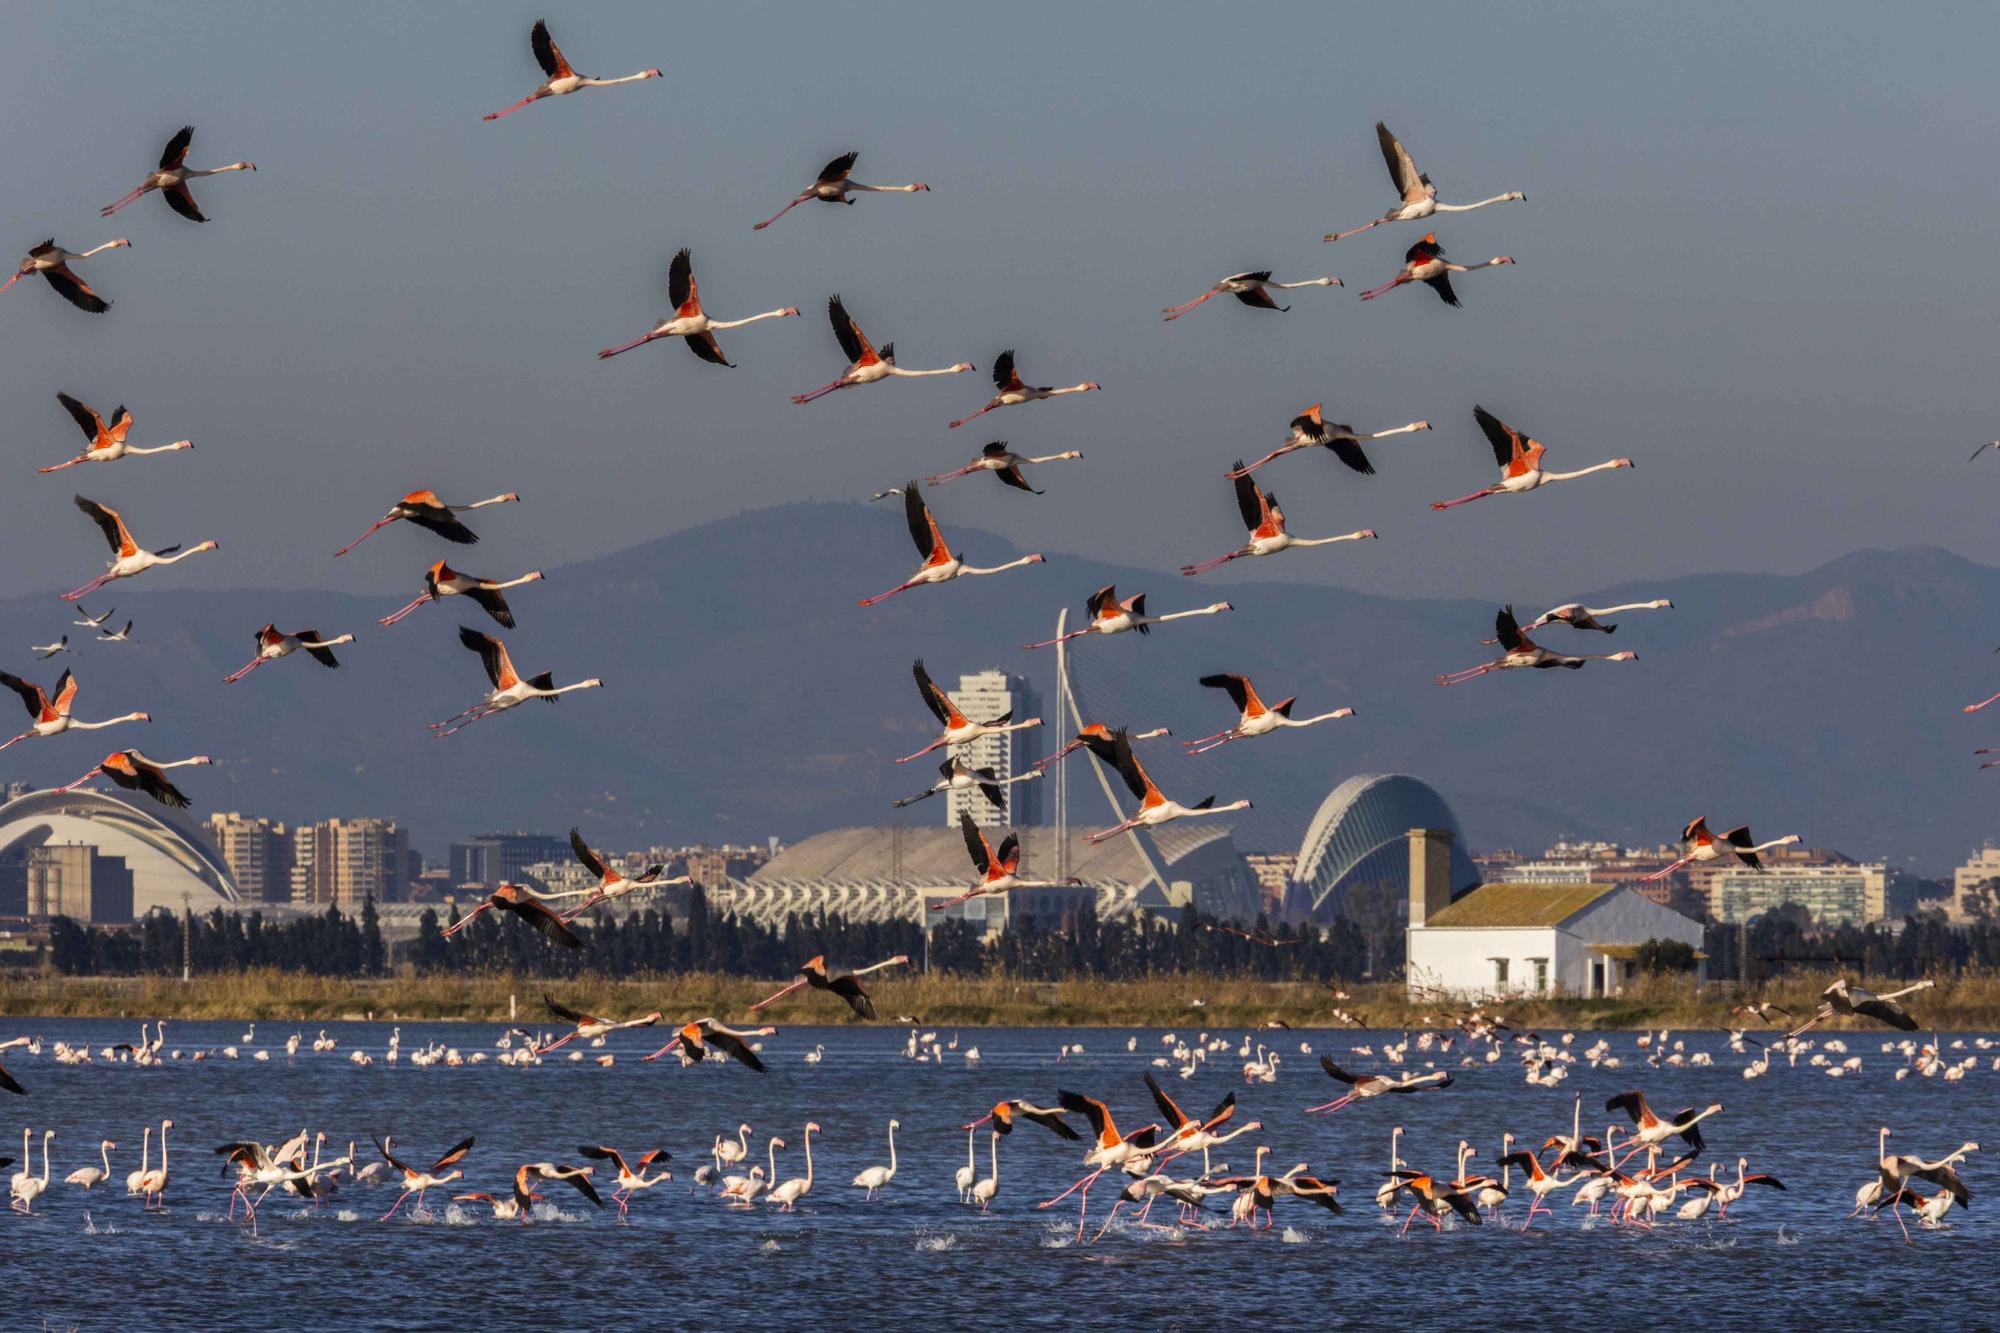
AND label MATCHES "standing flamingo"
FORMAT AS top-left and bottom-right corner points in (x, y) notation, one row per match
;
(892, 754), (1043, 810)
(924, 441), (1084, 493)
(134, 1118), (172, 1209)
(895, 659), (1042, 764)
(858, 483), (1045, 606)
(1431, 407), (1633, 510)
(1640, 817), (1801, 881)
(0, 669), (147, 752)
(851, 1120), (899, 1201)
(597, 248), (798, 364)
(947, 352), (1100, 429)
(1228, 405), (1432, 478)
(482, 20), (660, 120)
(1086, 729), (1250, 844)
(379, 561), (544, 627)
(1181, 673), (1355, 754)
(1180, 467), (1376, 575)
(430, 626), (602, 738)
(791, 297), (973, 404)
(333, 489), (519, 557)
(61, 497), (217, 601)
(38, 393), (191, 472)
(930, 810), (1083, 909)
(1358, 234), (1514, 306)
(1324, 122), (1525, 242)
(223, 625), (355, 684)
(55, 751), (212, 809)
(1161, 271), (1341, 320)
(1436, 606), (1638, 686)
(753, 152), (929, 230)
(1, 238), (131, 312)
(100, 127), (255, 221)
(1021, 584), (1231, 649)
